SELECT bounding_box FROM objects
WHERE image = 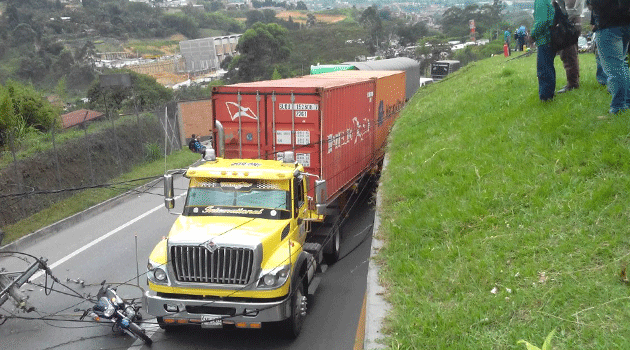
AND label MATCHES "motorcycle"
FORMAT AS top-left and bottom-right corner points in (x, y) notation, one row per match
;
(80, 281), (152, 346)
